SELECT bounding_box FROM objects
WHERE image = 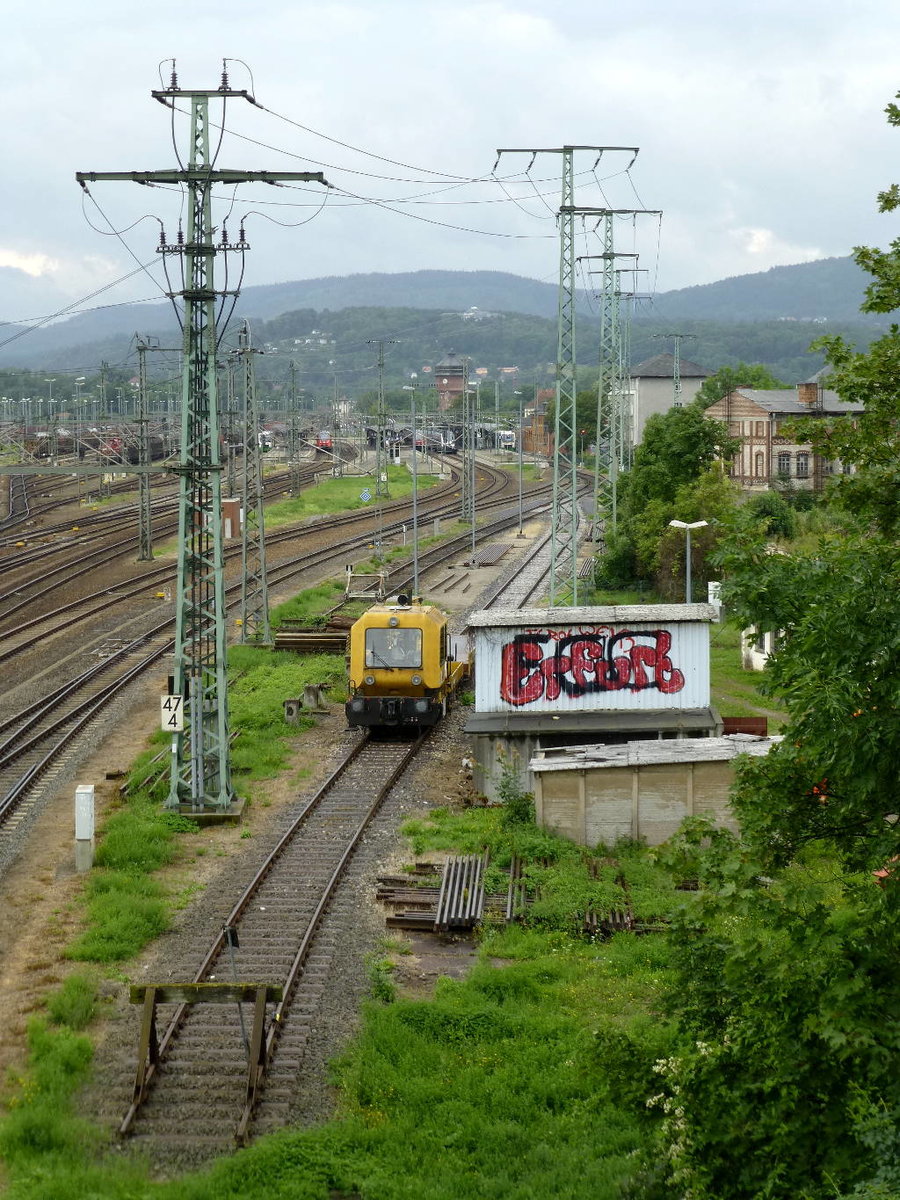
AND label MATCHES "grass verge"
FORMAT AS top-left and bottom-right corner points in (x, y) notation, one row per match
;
(265, 463), (439, 527)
